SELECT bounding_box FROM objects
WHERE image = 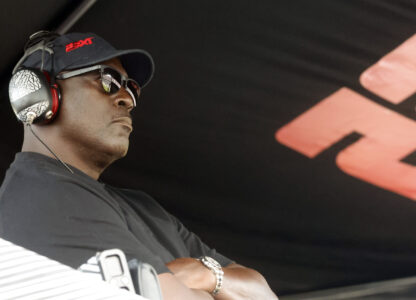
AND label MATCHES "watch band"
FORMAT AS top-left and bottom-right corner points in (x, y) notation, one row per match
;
(198, 256), (224, 295)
